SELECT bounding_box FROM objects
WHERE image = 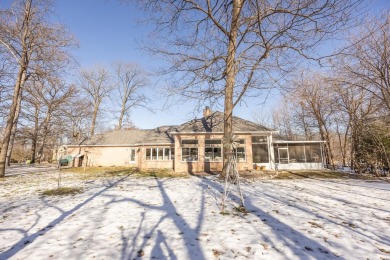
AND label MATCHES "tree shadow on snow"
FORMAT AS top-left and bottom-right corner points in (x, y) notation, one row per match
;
(0, 174), (132, 259)
(103, 177), (206, 260)
(195, 175), (343, 259)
